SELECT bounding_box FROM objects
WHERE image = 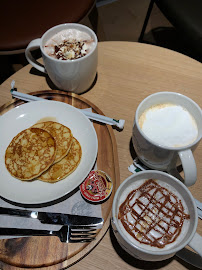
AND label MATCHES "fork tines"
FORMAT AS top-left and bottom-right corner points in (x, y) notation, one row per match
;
(69, 227), (97, 243)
